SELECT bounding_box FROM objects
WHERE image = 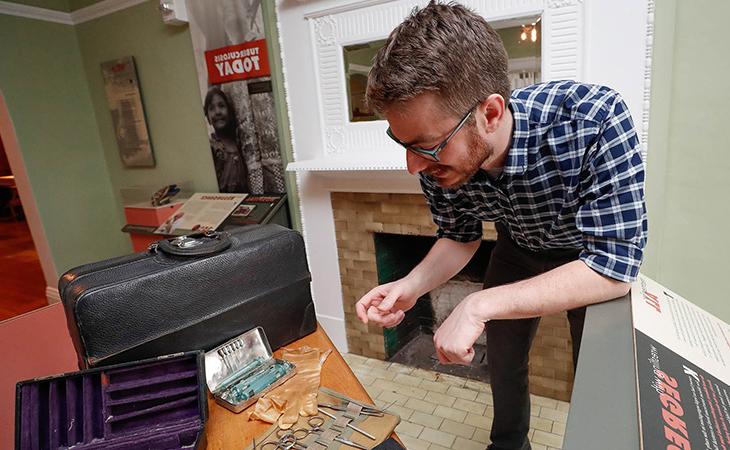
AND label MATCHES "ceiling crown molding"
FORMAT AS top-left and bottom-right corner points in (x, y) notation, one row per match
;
(0, 0), (147, 25)
(0, 0), (73, 25)
(71, 0), (147, 24)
